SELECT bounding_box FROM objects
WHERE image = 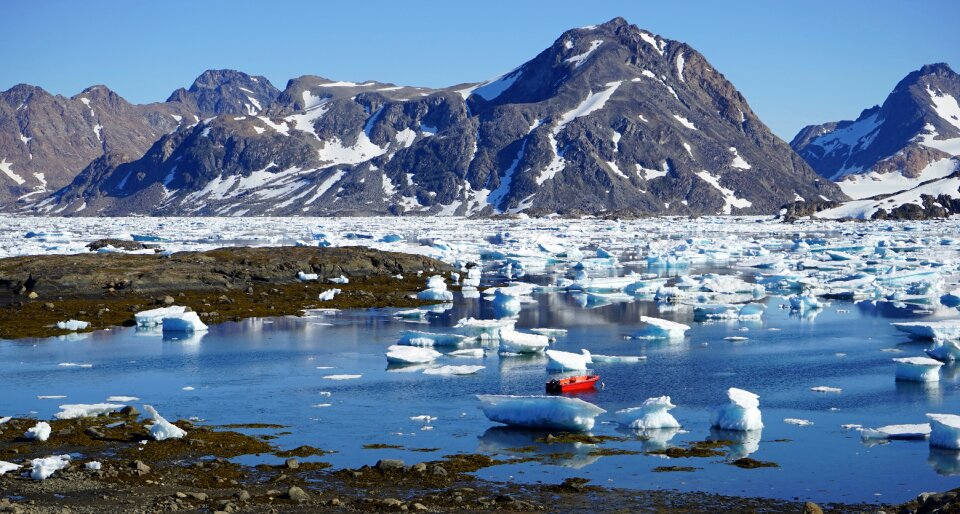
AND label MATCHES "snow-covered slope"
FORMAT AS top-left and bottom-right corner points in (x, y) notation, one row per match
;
(27, 18), (844, 217)
(792, 63), (960, 219)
